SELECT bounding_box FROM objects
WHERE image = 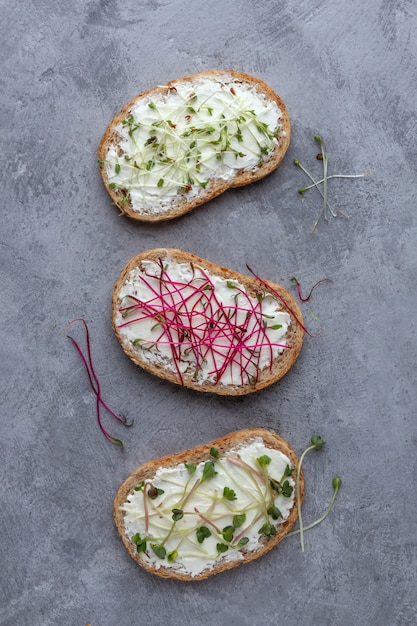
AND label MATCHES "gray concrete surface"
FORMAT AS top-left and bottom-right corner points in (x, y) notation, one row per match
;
(1, 1), (416, 625)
